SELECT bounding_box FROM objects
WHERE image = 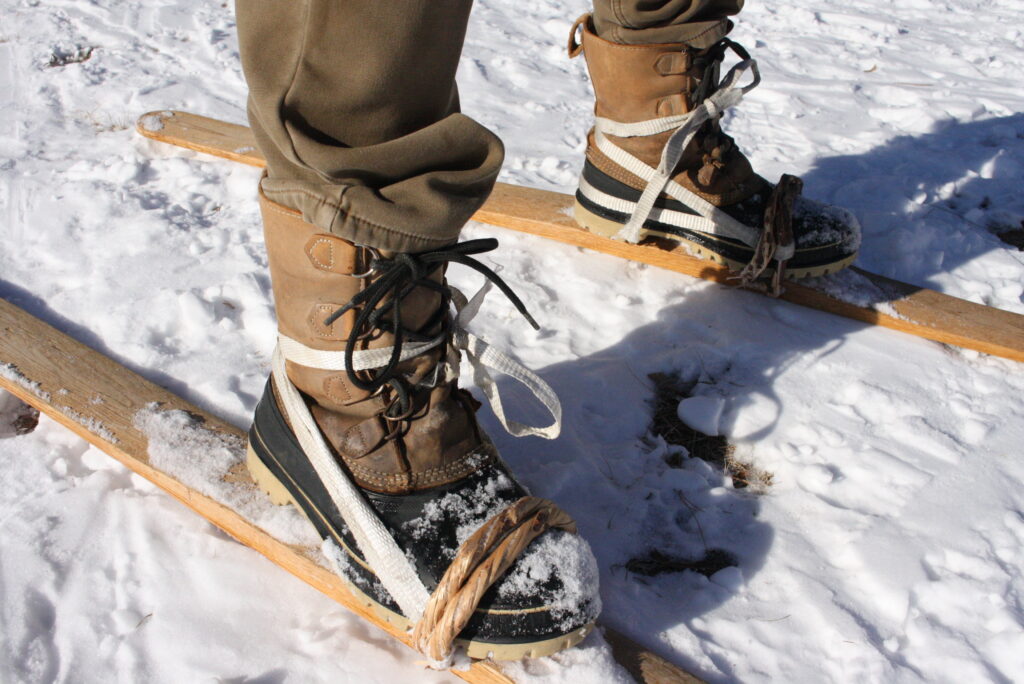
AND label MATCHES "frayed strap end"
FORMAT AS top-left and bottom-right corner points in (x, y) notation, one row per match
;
(735, 174), (802, 295)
